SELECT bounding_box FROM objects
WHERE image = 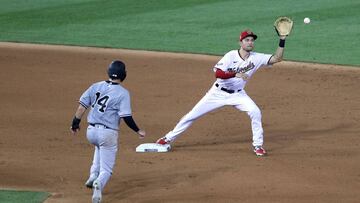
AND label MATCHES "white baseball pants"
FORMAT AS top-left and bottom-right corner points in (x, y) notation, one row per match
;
(86, 125), (118, 190)
(164, 86), (264, 147)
